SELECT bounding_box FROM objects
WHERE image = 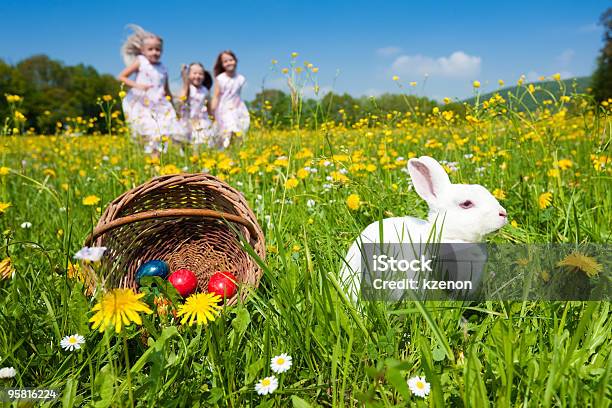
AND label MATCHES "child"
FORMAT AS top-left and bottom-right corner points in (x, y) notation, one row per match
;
(210, 50), (250, 149)
(117, 24), (185, 154)
(178, 62), (215, 148)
